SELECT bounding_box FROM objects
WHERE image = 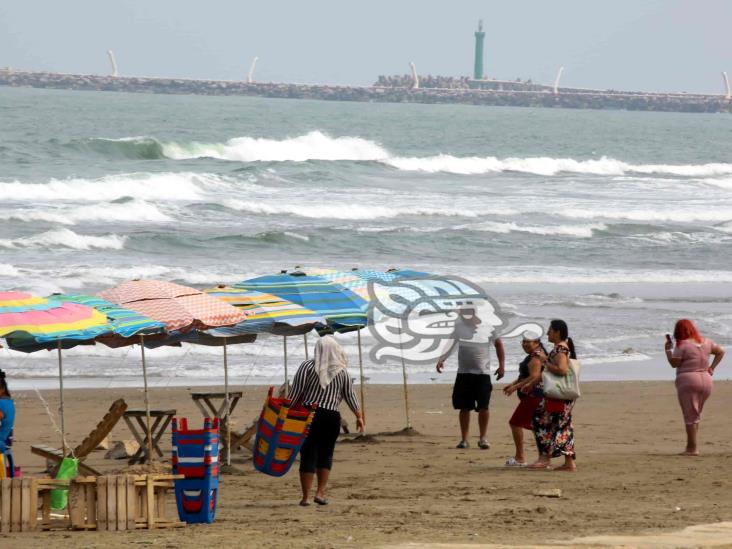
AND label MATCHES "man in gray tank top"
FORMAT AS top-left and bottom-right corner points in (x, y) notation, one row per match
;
(436, 307), (505, 449)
